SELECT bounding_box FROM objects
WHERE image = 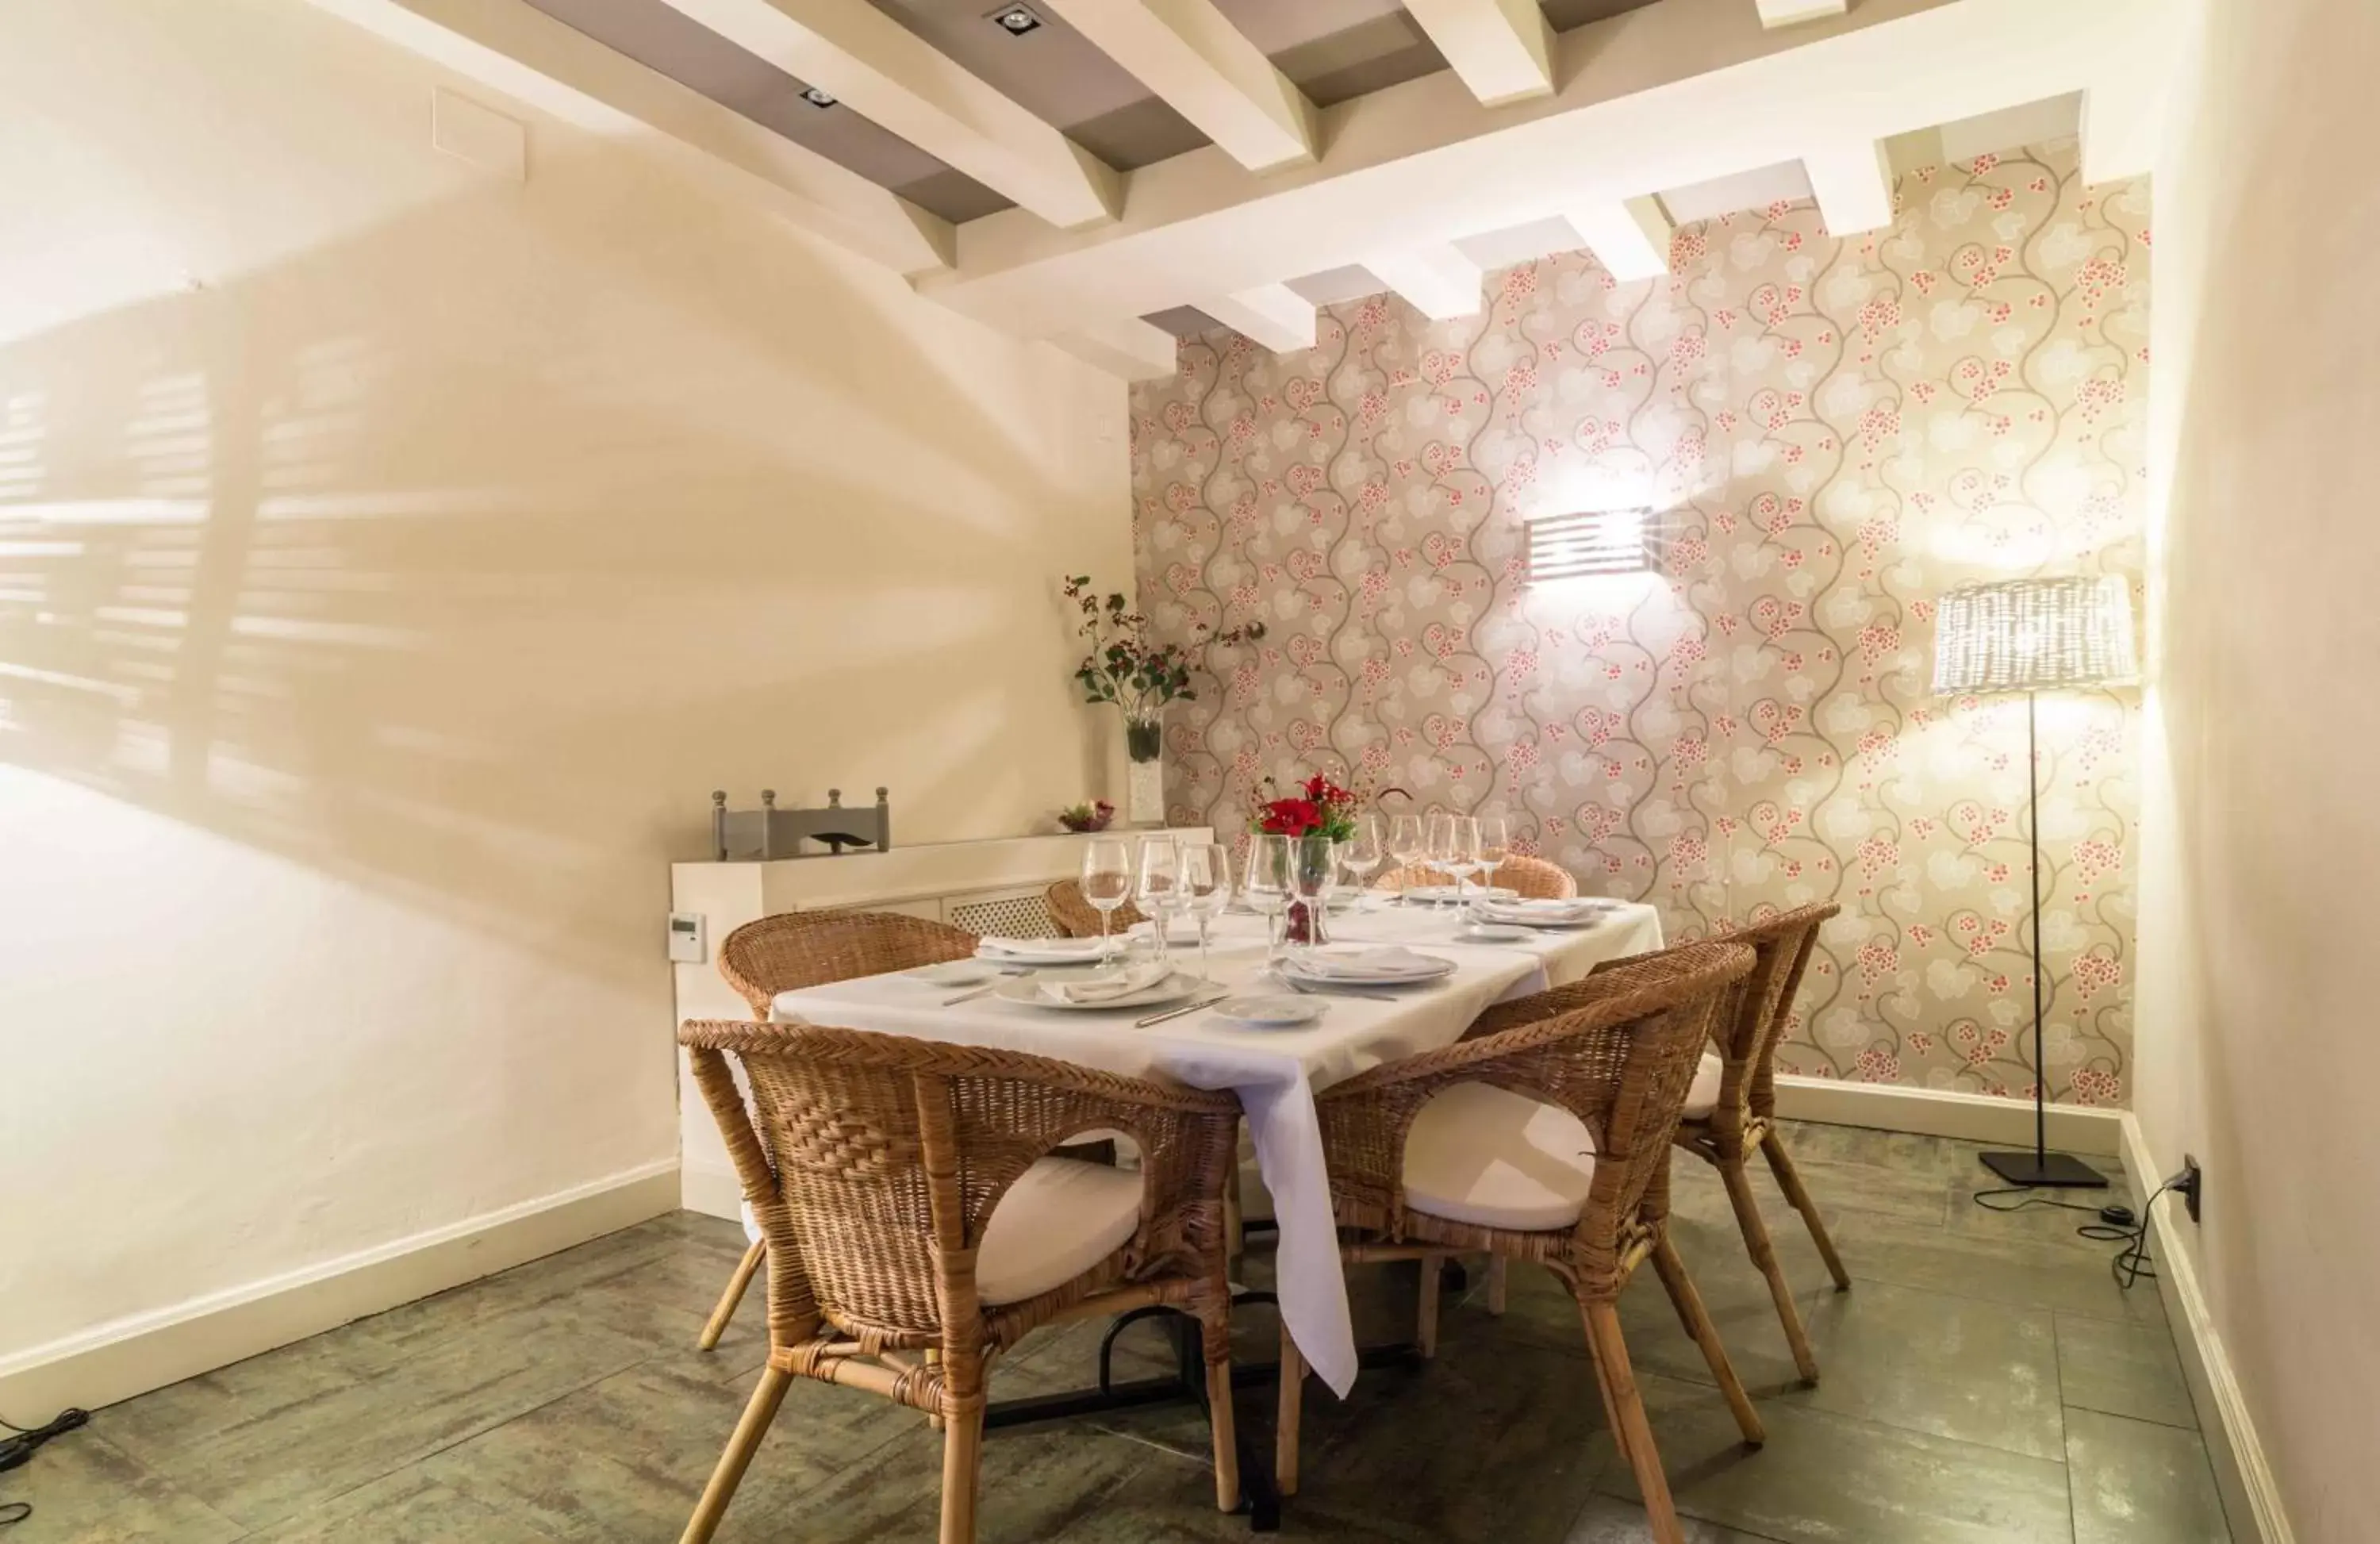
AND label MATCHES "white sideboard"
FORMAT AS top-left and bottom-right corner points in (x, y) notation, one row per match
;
(670, 828), (1212, 1219)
